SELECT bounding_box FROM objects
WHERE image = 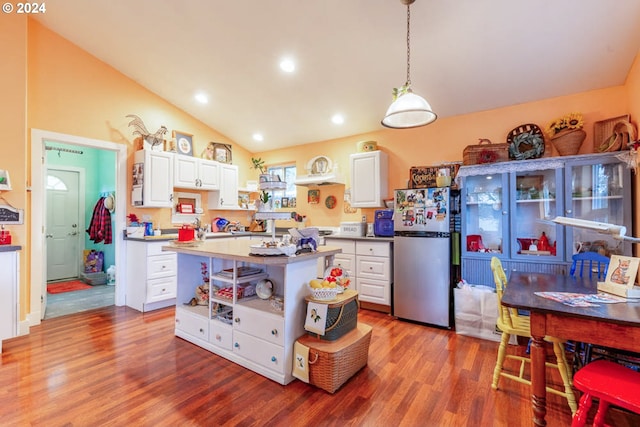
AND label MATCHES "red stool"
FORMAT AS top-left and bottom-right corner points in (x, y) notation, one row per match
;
(572, 360), (640, 427)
